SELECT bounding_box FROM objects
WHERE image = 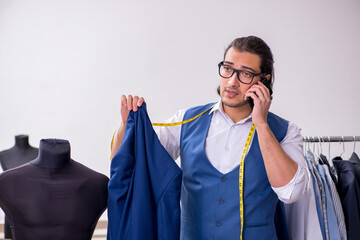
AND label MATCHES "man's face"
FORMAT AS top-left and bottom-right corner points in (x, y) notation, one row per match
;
(220, 48), (262, 109)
